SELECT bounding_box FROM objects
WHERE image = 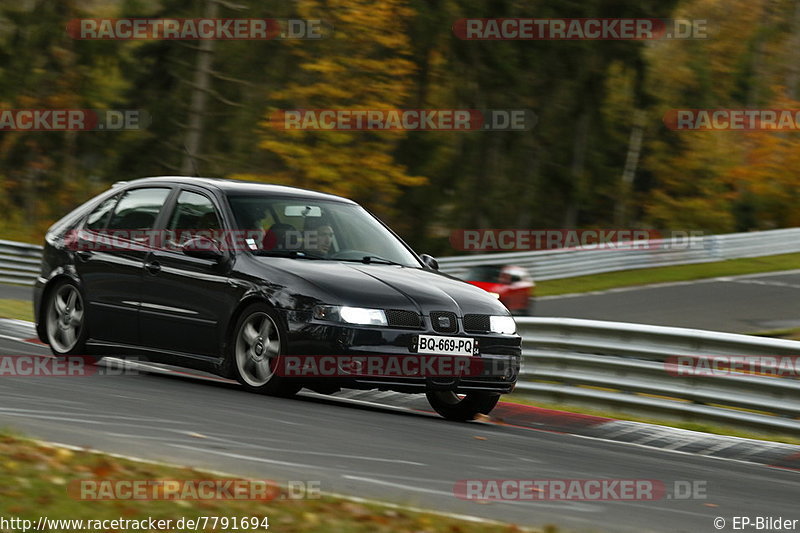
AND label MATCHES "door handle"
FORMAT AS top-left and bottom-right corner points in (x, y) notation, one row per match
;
(75, 250), (94, 261)
(144, 260), (161, 275)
